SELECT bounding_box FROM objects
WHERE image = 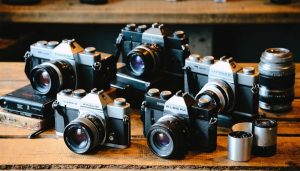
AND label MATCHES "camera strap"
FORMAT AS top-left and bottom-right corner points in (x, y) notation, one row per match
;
(52, 101), (69, 127)
(184, 67), (200, 97)
(114, 33), (124, 64)
(24, 51), (33, 79)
